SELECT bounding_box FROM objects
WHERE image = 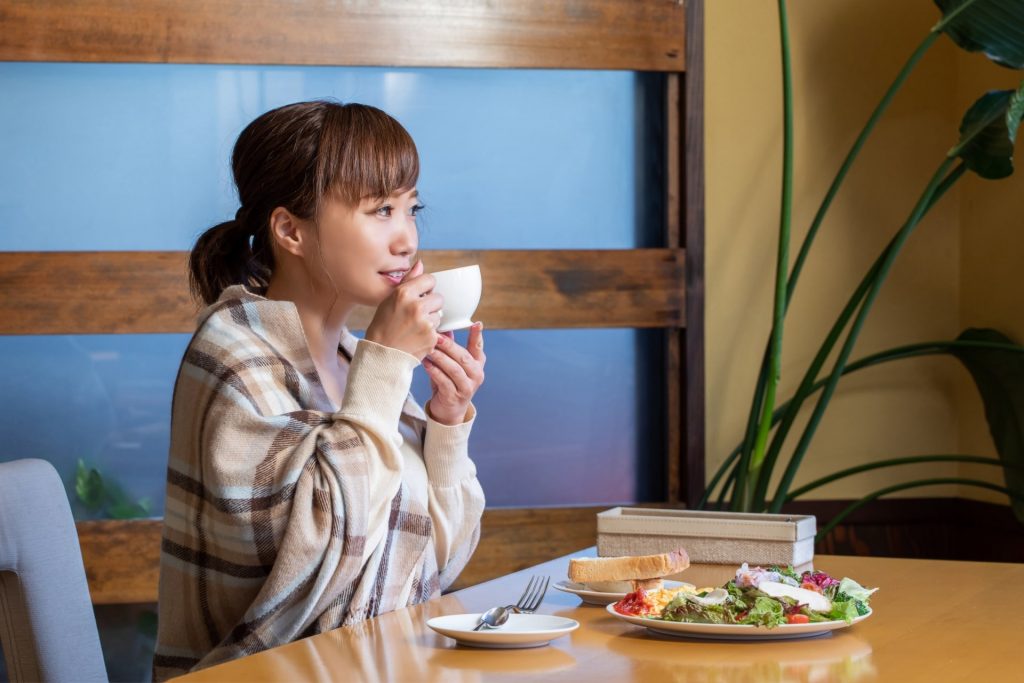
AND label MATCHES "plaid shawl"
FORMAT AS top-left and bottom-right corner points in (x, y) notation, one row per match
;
(154, 286), (482, 680)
